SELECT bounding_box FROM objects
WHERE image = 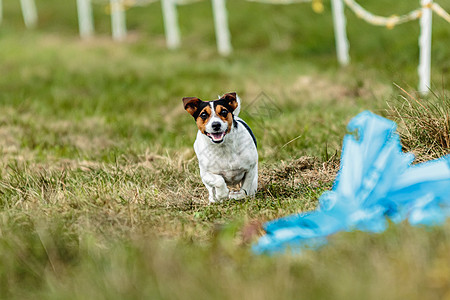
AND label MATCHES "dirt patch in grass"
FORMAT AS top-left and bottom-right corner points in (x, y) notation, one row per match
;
(290, 73), (390, 101)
